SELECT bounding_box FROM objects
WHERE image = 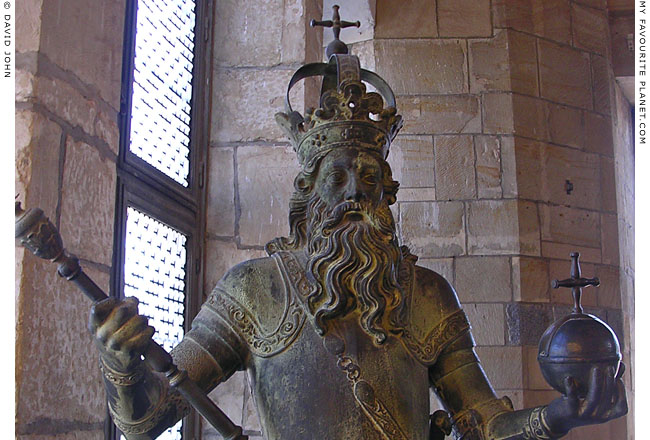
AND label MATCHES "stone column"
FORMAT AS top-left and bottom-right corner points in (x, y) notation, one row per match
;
(15, 1), (123, 439)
